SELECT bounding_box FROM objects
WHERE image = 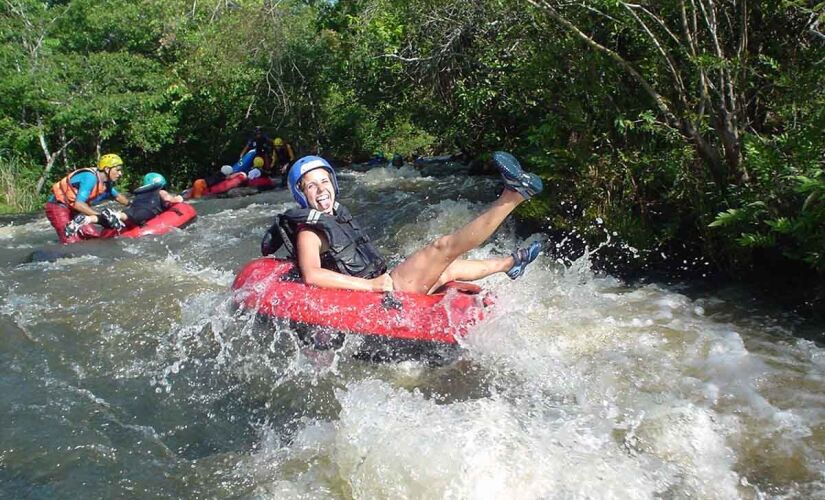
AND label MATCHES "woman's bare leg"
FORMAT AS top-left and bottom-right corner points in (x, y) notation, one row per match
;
(390, 189), (525, 294)
(426, 257), (515, 294)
